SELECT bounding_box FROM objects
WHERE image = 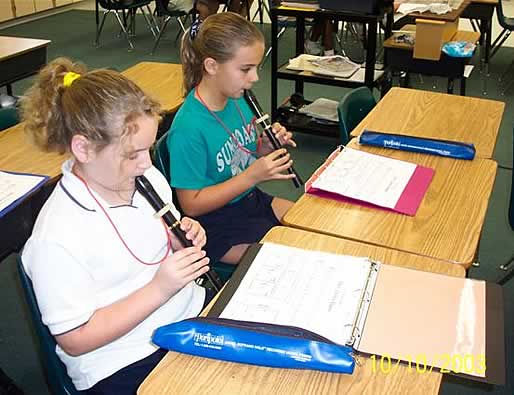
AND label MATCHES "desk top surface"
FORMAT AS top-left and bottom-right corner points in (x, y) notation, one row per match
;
(469, 0), (497, 4)
(404, 0), (471, 21)
(0, 36), (51, 61)
(138, 226), (464, 395)
(0, 123), (65, 179)
(121, 62), (184, 112)
(351, 87), (504, 159)
(384, 28), (481, 50)
(283, 139), (497, 267)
